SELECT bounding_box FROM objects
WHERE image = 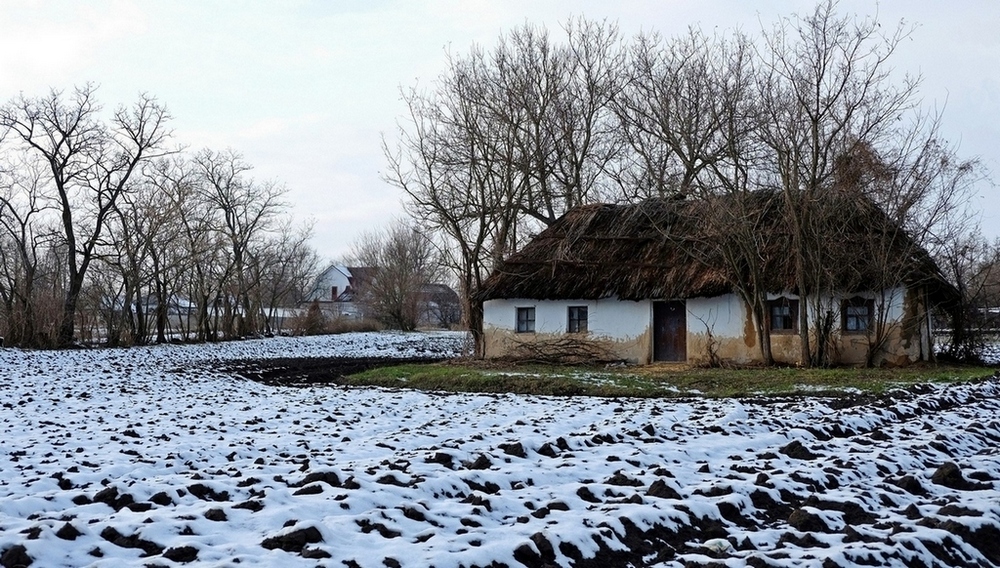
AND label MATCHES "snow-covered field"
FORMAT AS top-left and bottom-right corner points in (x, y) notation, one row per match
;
(1, 332), (1000, 567)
